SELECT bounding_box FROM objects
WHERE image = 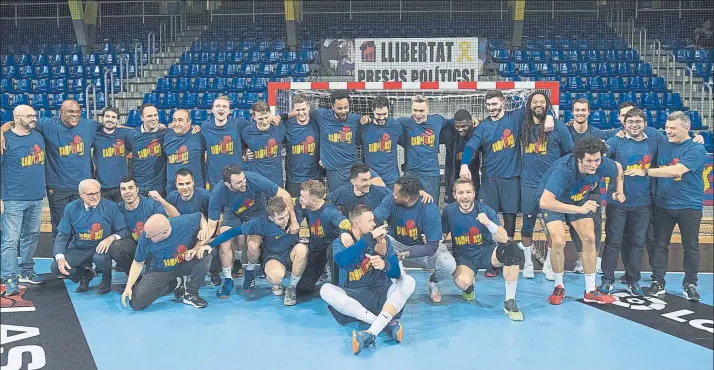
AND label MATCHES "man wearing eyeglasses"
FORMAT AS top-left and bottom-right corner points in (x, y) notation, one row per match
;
(1, 105), (47, 295)
(51, 179), (133, 294)
(538, 137), (625, 305)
